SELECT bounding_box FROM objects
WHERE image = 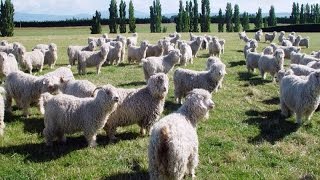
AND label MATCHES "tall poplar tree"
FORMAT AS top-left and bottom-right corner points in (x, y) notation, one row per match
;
(183, 1), (190, 32)
(233, 4), (240, 32)
(218, 8), (224, 32)
(0, 0), (14, 37)
(109, 0), (118, 33)
(192, 0), (199, 32)
(315, 4), (320, 23)
(254, 8), (263, 29)
(90, 10), (102, 34)
(200, 0), (210, 32)
(149, 5), (155, 32)
(268, 5), (277, 26)
(291, 2), (300, 24)
(225, 3), (233, 32)
(189, 0), (193, 32)
(241, 12), (250, 31)
(306, 3), (311, 23)
(128, 0), (136, 33)
(296, 3), (300, 24)
(176, 0), (183, 32)
(154, 0), (162, 32)
(119, 0), (126, 33)
(300, 4), (305, 24)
